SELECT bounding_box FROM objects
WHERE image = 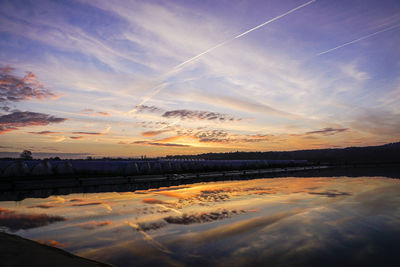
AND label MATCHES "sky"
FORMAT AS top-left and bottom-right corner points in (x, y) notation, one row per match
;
(0, 0), (399, 158)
